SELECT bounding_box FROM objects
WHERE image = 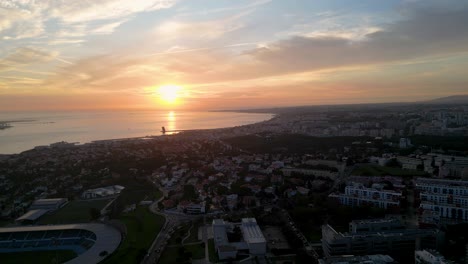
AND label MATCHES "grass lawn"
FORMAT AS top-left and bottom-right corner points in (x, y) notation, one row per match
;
(168, 223), (190, 245)
(185, 221), (202, 243)
(303, 227), (322, 242)
(352, 165), (428, 177)
(184, 243), (205, 259)
(0, 220), (12, 227)
(0, 250), (77, 264)
(208, 239), (219, 263)
(159, 243), (205, 264)
(102, 206), (165, 264)
(38, 199), (111, 224)
(153, 189), (163, 201)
